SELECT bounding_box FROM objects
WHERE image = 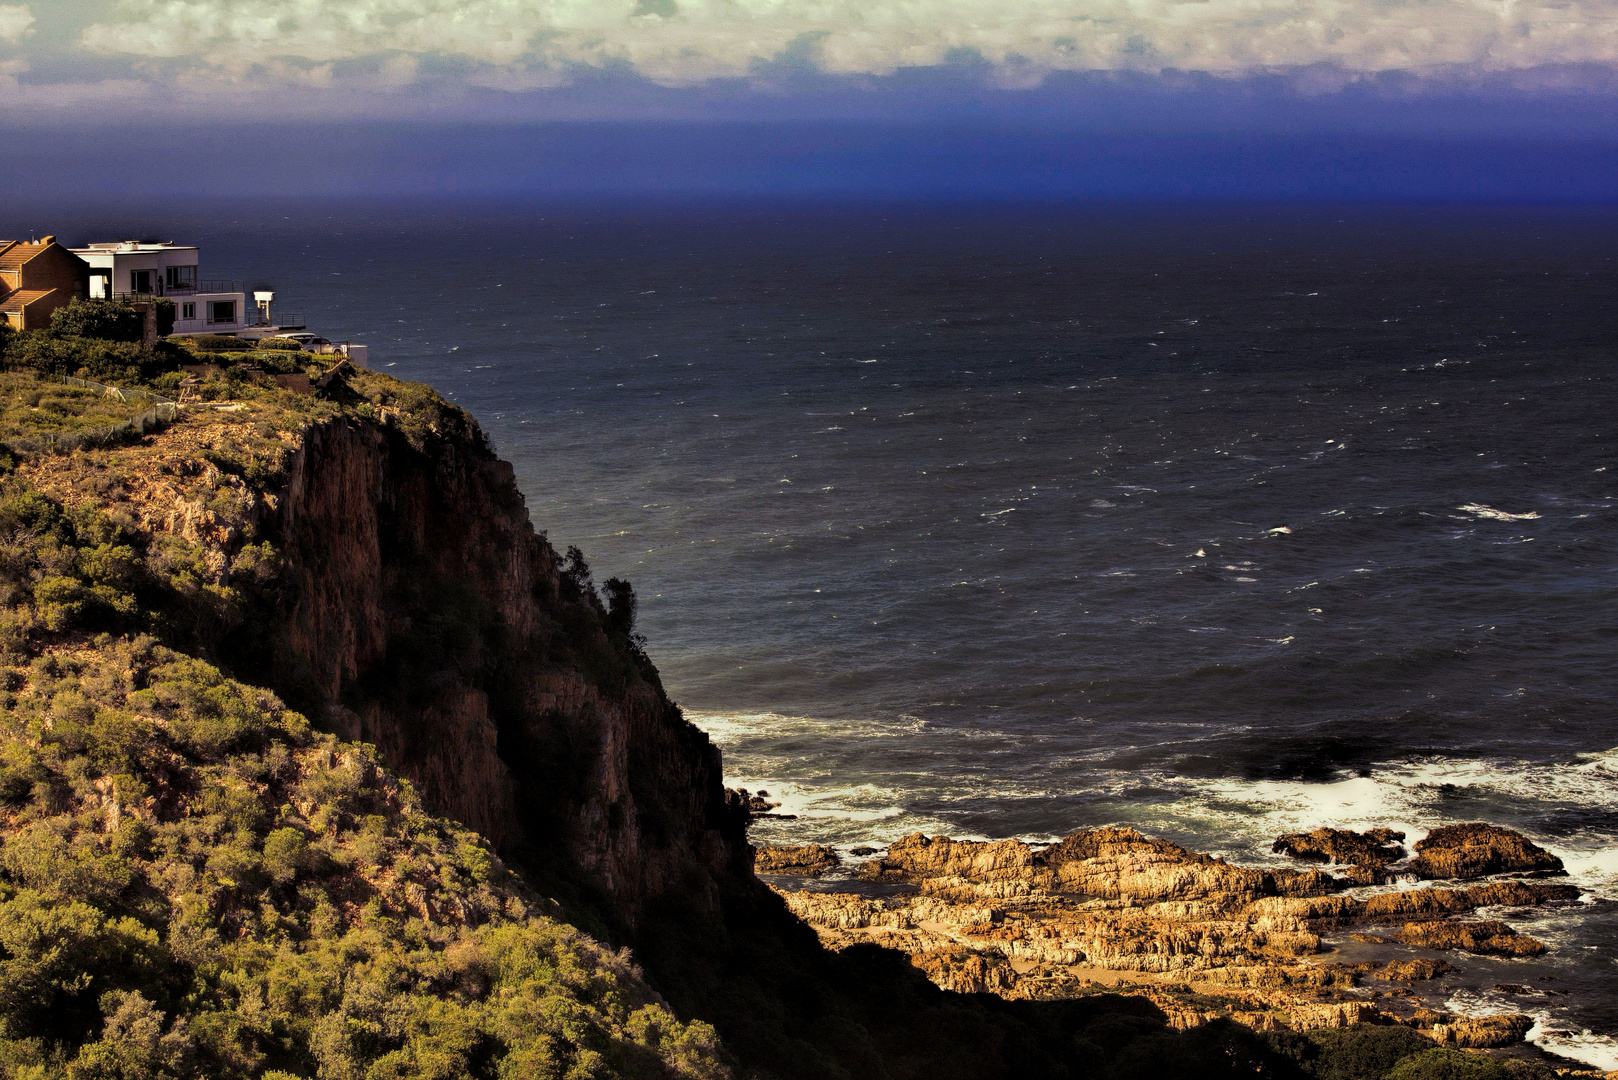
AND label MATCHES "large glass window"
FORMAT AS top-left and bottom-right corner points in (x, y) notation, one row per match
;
(208, 300), (236, 324)
(166, 265), (197, 291)
(129, 269), (154, 294)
